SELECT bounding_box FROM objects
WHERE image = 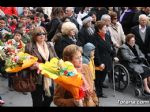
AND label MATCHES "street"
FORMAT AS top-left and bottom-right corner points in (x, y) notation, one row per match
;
(0, 75), (150, 107)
